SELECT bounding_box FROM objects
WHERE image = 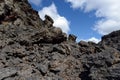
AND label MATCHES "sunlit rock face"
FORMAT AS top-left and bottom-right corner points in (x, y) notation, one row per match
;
(0, 0), (120, 80)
